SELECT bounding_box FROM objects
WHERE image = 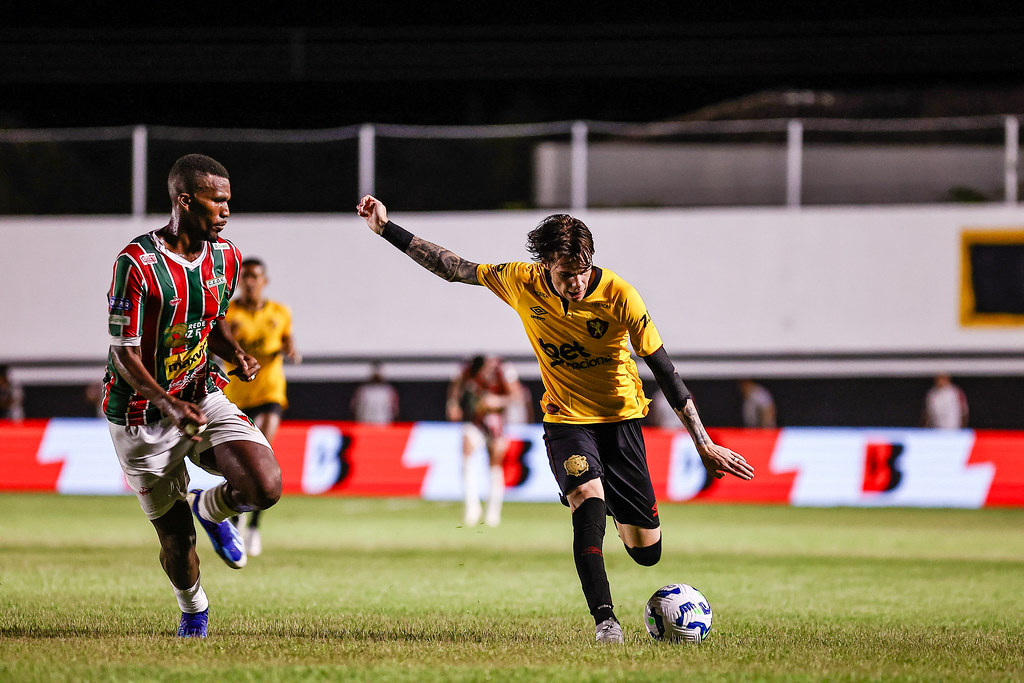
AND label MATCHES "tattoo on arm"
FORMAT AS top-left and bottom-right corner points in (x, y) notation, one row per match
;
(679, 399), (712, 449)
(407, 236), (480, 285)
